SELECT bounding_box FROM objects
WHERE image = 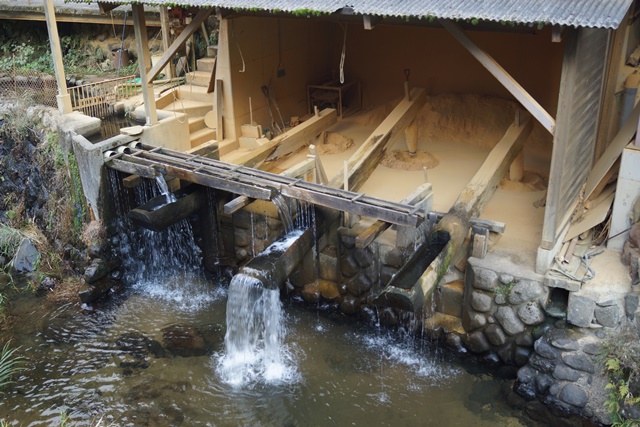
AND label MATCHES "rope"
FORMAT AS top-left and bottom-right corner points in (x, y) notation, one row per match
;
(339, 23), (347, 84)
(231, 21), (246, 73)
